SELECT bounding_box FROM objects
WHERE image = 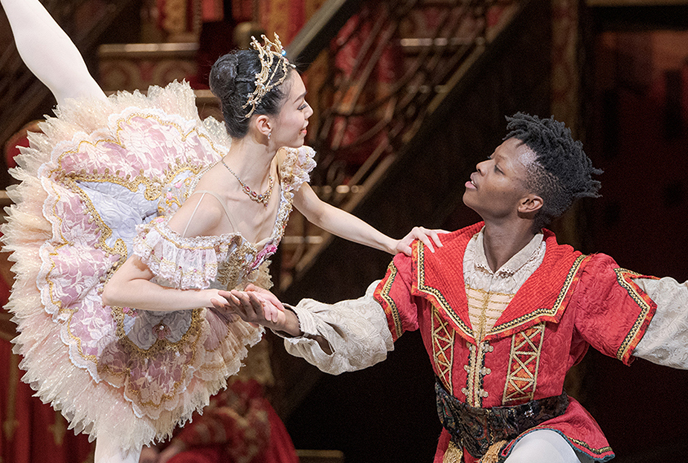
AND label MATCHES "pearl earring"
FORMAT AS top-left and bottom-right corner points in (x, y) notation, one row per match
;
(267, 131), (271, 140)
